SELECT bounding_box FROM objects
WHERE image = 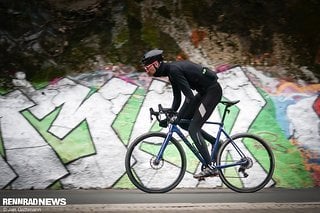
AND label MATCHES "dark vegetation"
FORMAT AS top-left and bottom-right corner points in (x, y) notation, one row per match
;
(1, 0), (319, 88)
